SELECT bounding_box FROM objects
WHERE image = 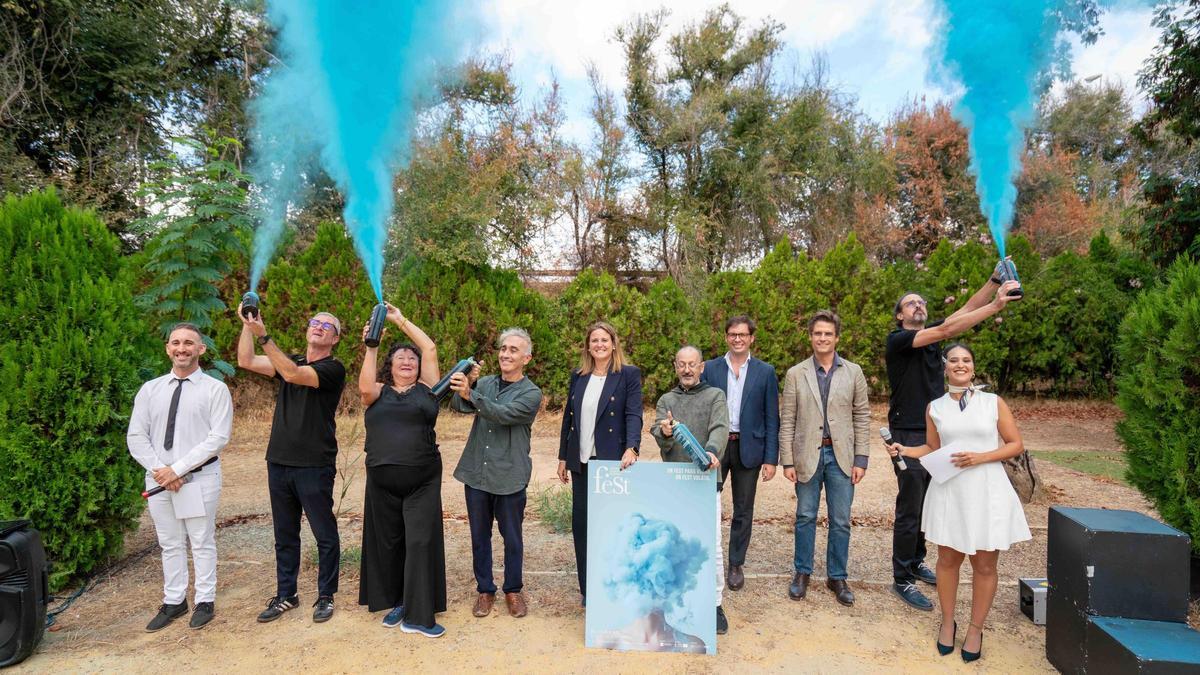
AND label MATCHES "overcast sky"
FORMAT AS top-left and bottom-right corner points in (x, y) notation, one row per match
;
(480, 0), (1162, 143)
